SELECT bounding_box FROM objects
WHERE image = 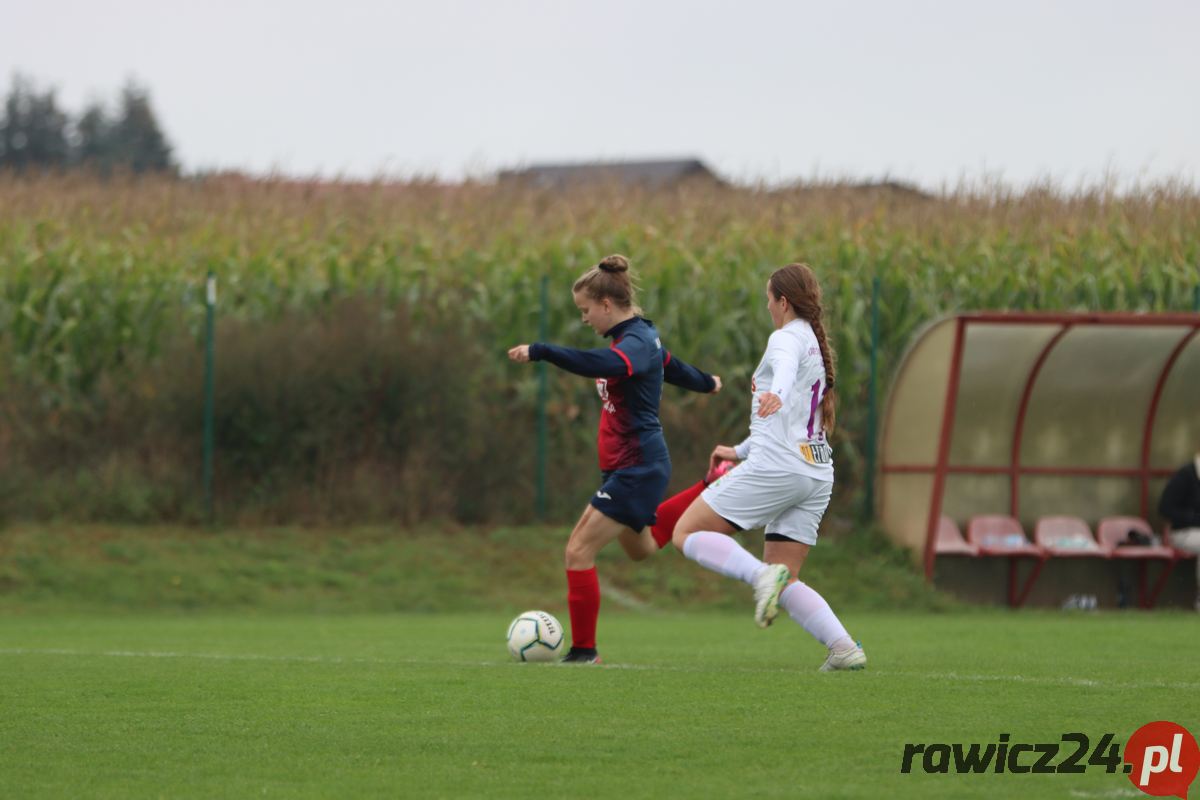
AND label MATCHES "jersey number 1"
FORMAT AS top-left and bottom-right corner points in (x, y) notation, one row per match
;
(806, 380), (822, 438)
